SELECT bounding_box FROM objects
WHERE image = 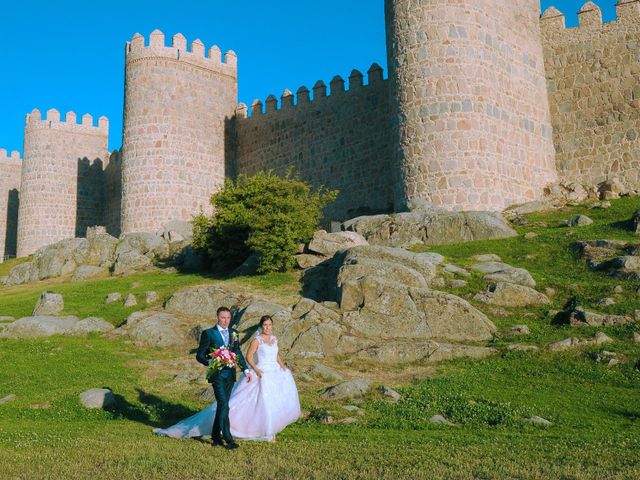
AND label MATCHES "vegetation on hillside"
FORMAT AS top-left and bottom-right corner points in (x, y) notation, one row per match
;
(192, 171), (337, 274)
